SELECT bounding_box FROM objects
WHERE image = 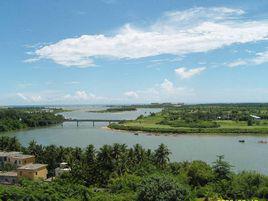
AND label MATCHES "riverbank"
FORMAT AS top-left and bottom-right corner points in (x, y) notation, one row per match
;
(108, 122), (268, 134)
(0, 108), (65, 133)
(108, 103), (268, 135)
